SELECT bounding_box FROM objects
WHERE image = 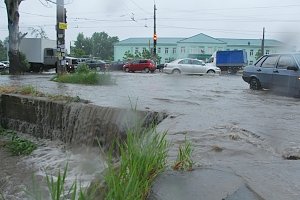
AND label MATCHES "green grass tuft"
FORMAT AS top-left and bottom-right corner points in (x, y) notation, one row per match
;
(0, 127), (37, 156)
(6, 134), (37, 156)
(172, 137), (194, 171)
(104, 127), (169, 200)
(26, 163), (91, 200)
